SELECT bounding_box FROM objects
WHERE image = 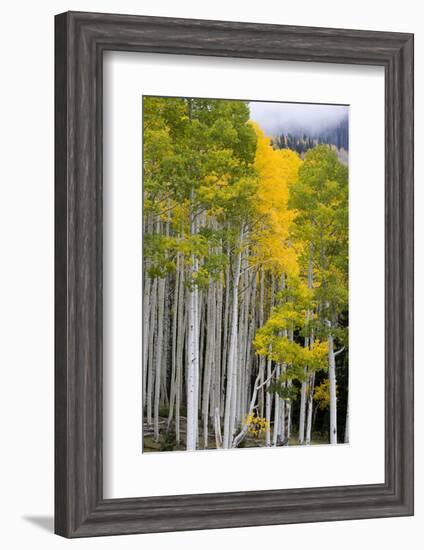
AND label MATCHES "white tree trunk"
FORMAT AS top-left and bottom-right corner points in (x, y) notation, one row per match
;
(232, 365), (274, 448)
(278, 365), (285, 444)
(213, 270), (223, 421)
(223, 228), (243, 449)
(235, 261), (246, 425)
(142, 273), (151, 404)
(265, 357), (272, 447)
(153, 275), (165, 441)
(186, 194), (199, 451)
(142, 217), (152, 405)
(146, 277), (157, 424)
(344, 394), (349, 443)
(221, 253), (230, 416)
(194, 283), (200, 449)
(167, 253), (180, 429)
(245, 272), (257, 418)
(258, 269), (265, 418)
(202, 282), (215, 448)
(265, 274), (275, 447)
(187, 281), (199, 450)
(305, 371), (315, 445)
(214, 407), (223, 449)
(298, 374), (307, 444)
(328, 332), (337, 444)
(286, 383), (292, 441)
(272, 364), (281, 447)
(176, 301), (186, 445)
(300, 252), (313, 444)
